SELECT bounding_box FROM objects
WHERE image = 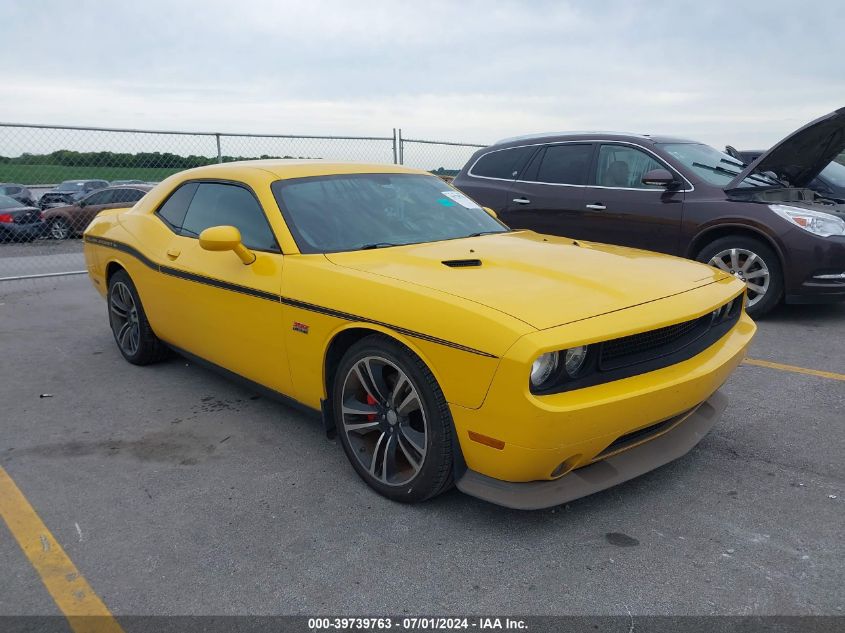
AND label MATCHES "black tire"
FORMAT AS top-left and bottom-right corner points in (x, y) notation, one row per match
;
(49, 218), (72, 240)
(332, 334), (454, 503)
(107, 270), (169, 365)
(696, 235), (783, 318)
